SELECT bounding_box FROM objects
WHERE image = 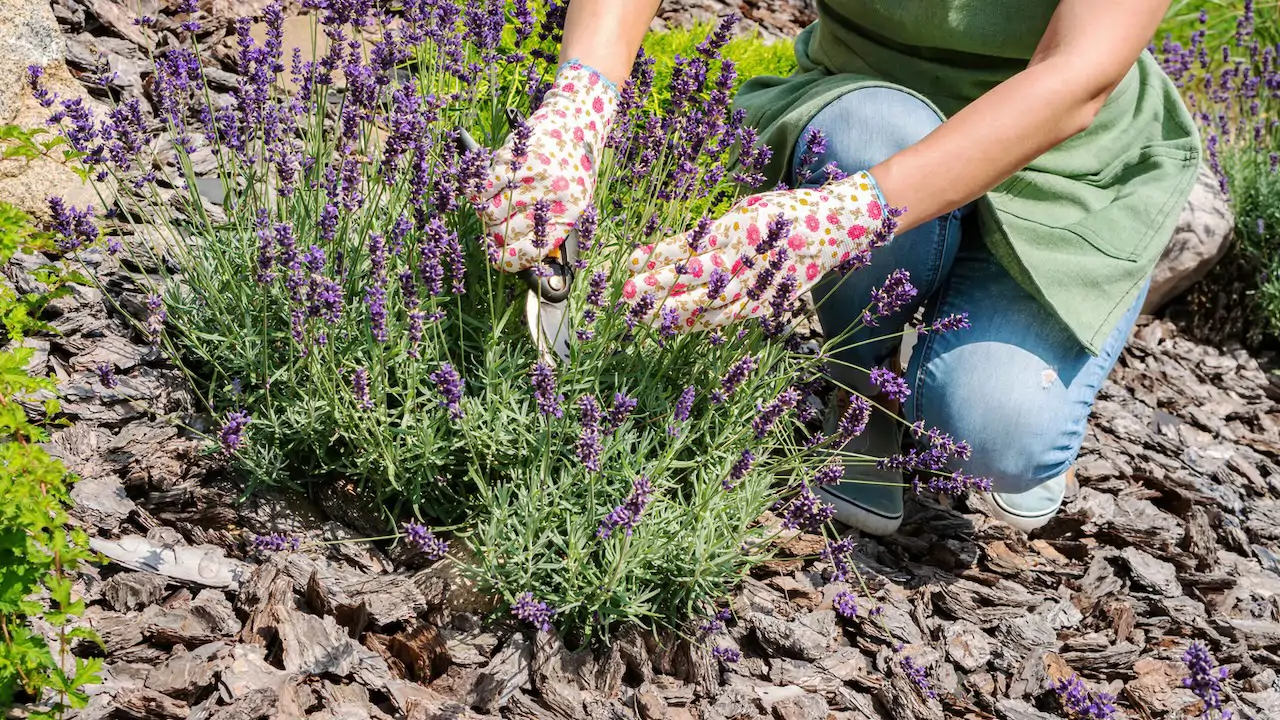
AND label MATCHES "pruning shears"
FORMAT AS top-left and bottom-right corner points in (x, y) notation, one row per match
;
(458, 108), (578, 366)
